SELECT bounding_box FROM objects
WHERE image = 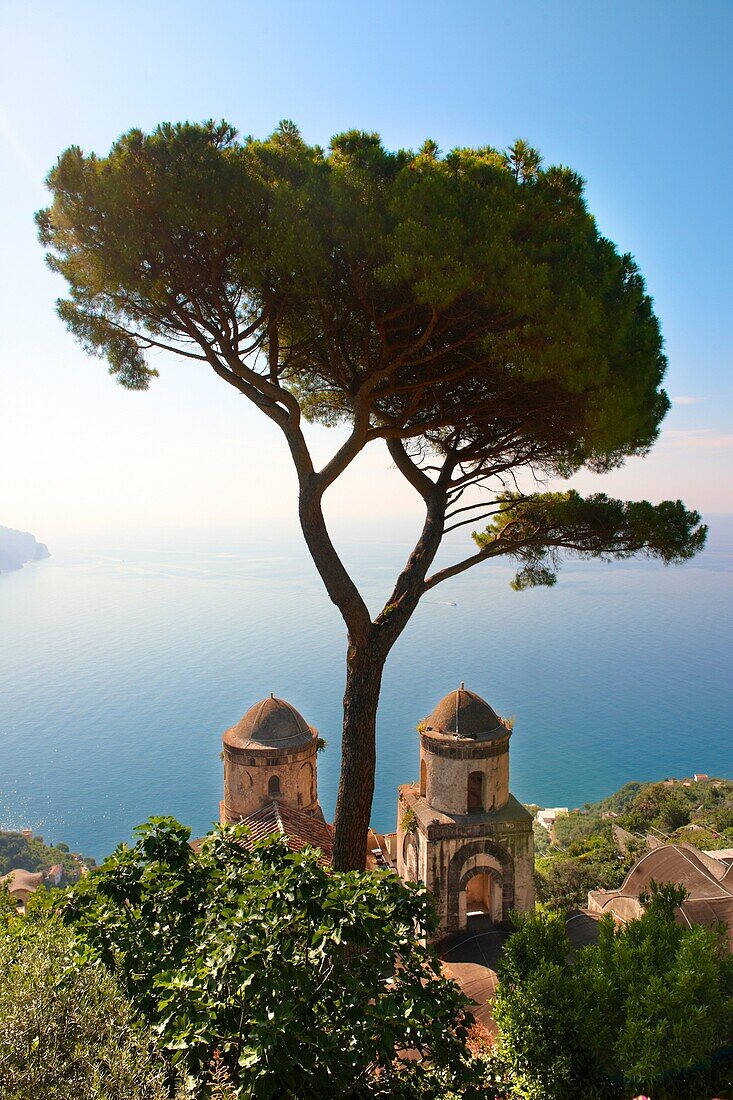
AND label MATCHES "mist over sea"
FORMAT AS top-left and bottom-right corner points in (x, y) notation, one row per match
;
(1, 516), (731, 860)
